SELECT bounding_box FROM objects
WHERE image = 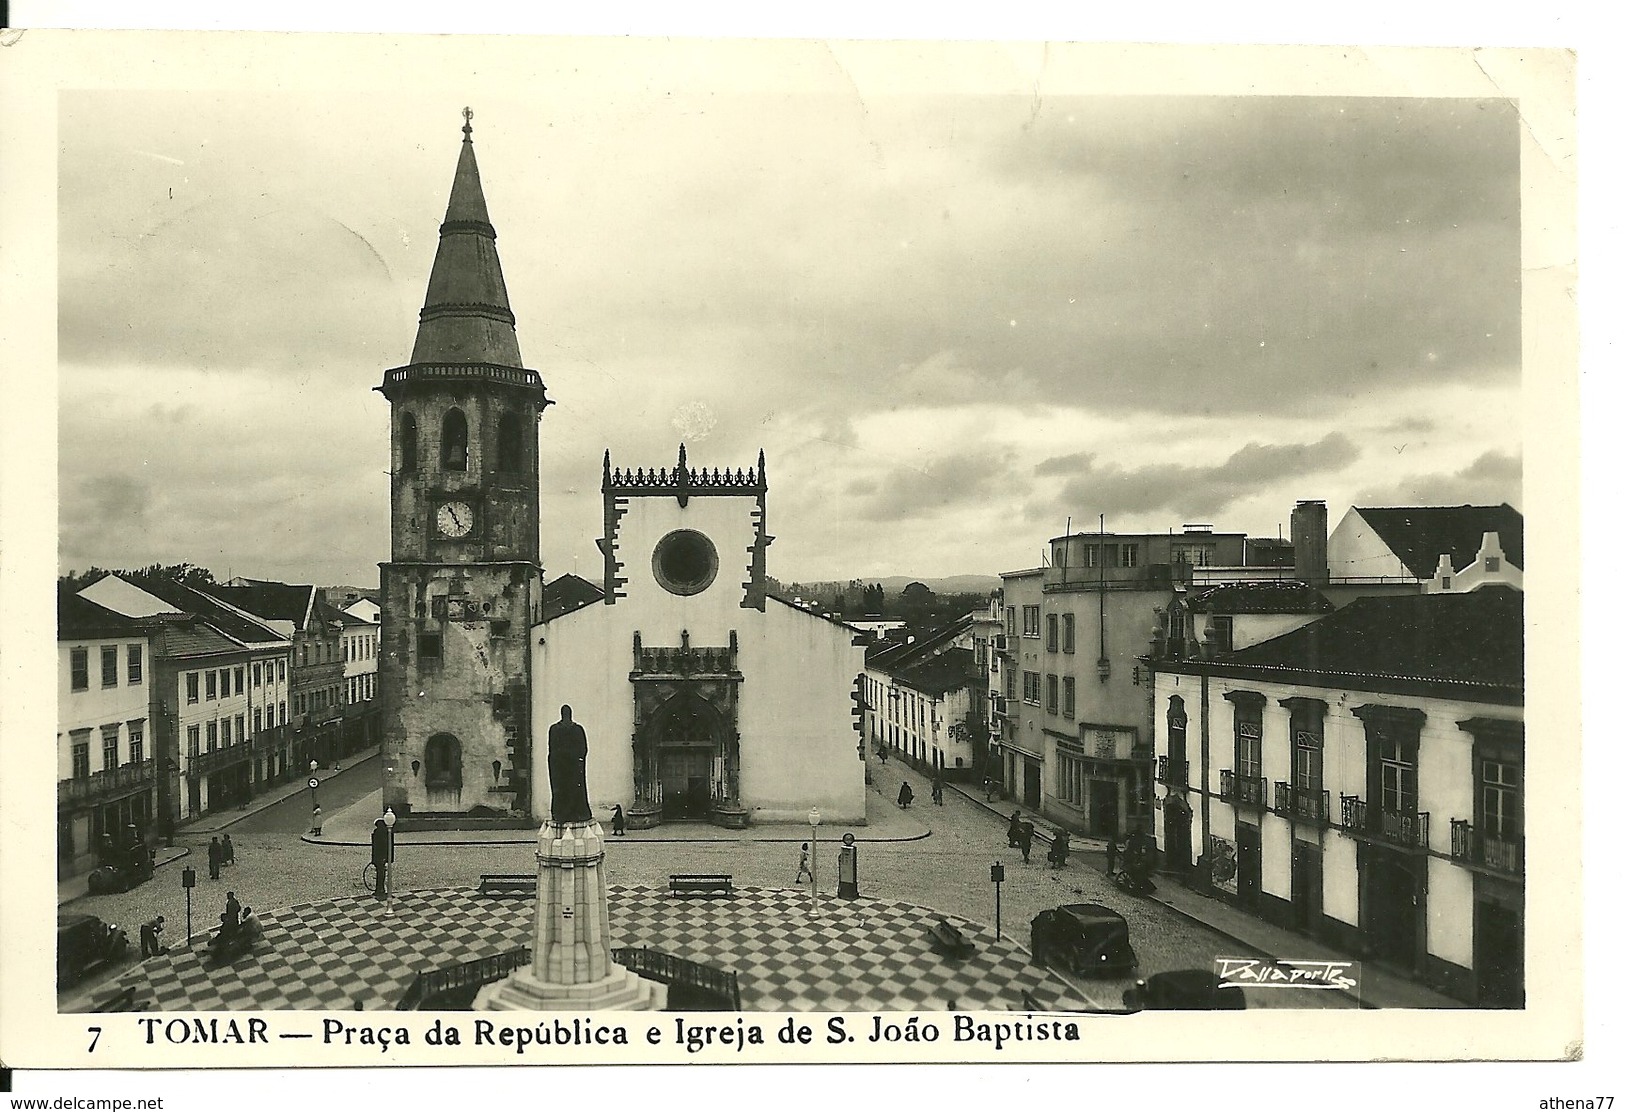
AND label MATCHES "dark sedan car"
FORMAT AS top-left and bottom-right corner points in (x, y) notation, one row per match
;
(1030, 903), (1138, 978)
(58, 912), (129, 989)
(1123, 969), (1247, 1011)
